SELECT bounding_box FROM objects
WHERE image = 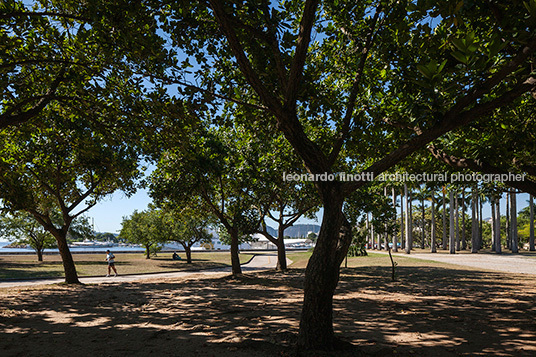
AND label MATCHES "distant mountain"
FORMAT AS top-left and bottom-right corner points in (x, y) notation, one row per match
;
(265, 224), (320, 238)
